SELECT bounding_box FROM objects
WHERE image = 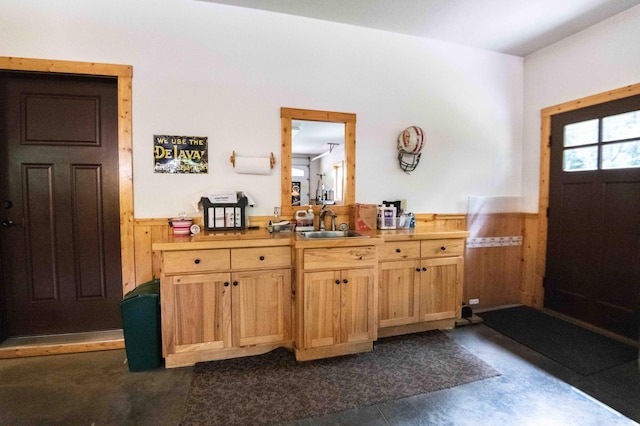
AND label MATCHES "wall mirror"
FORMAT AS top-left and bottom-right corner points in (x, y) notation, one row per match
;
(281, 107), (356, 217)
